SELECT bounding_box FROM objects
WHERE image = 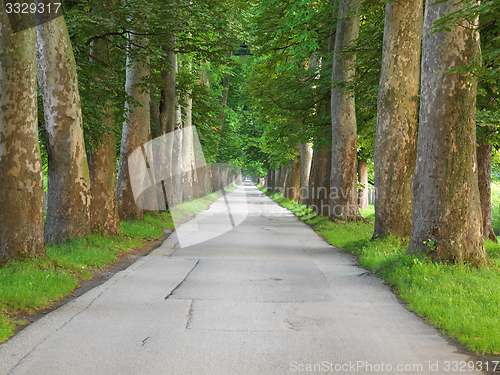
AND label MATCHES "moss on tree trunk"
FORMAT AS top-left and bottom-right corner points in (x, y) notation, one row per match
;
(407, 0), (488, 265)
(0, 12), (45, 262)
(36, 16), (91, 244)
(329, 0), (361, 221)
(373, 0), (423, 239)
